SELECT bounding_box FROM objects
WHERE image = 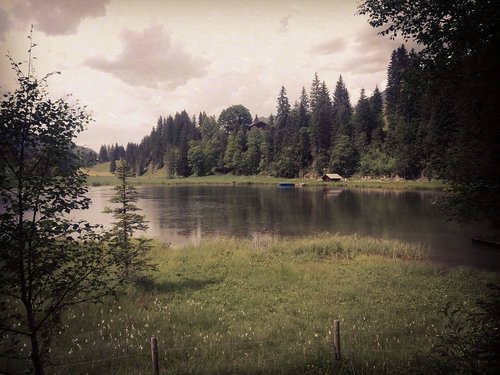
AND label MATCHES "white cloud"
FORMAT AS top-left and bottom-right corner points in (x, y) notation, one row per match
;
(279, 15), (292, 33)
(13, 0), (109, 36)
(310, 37), (347, 55)
(1, 0), (422, 150)
(337, 24), (419, 76)
(0, 8), (11, 41)
(86, 24), (207, 89)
